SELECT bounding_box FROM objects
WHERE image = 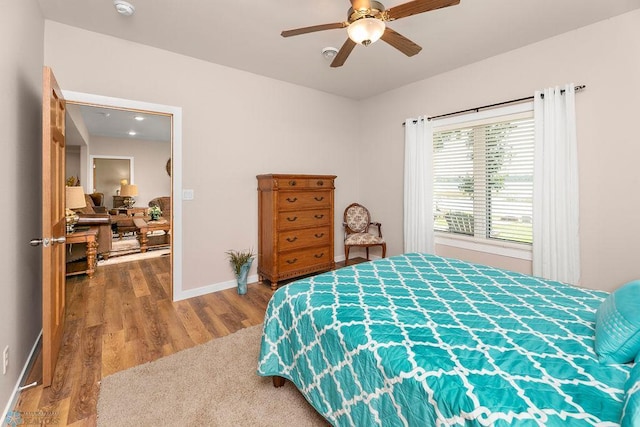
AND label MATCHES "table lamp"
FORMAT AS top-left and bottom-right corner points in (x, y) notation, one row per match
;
(65, 186), (86, 233)
(120, 184), (138, 208)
